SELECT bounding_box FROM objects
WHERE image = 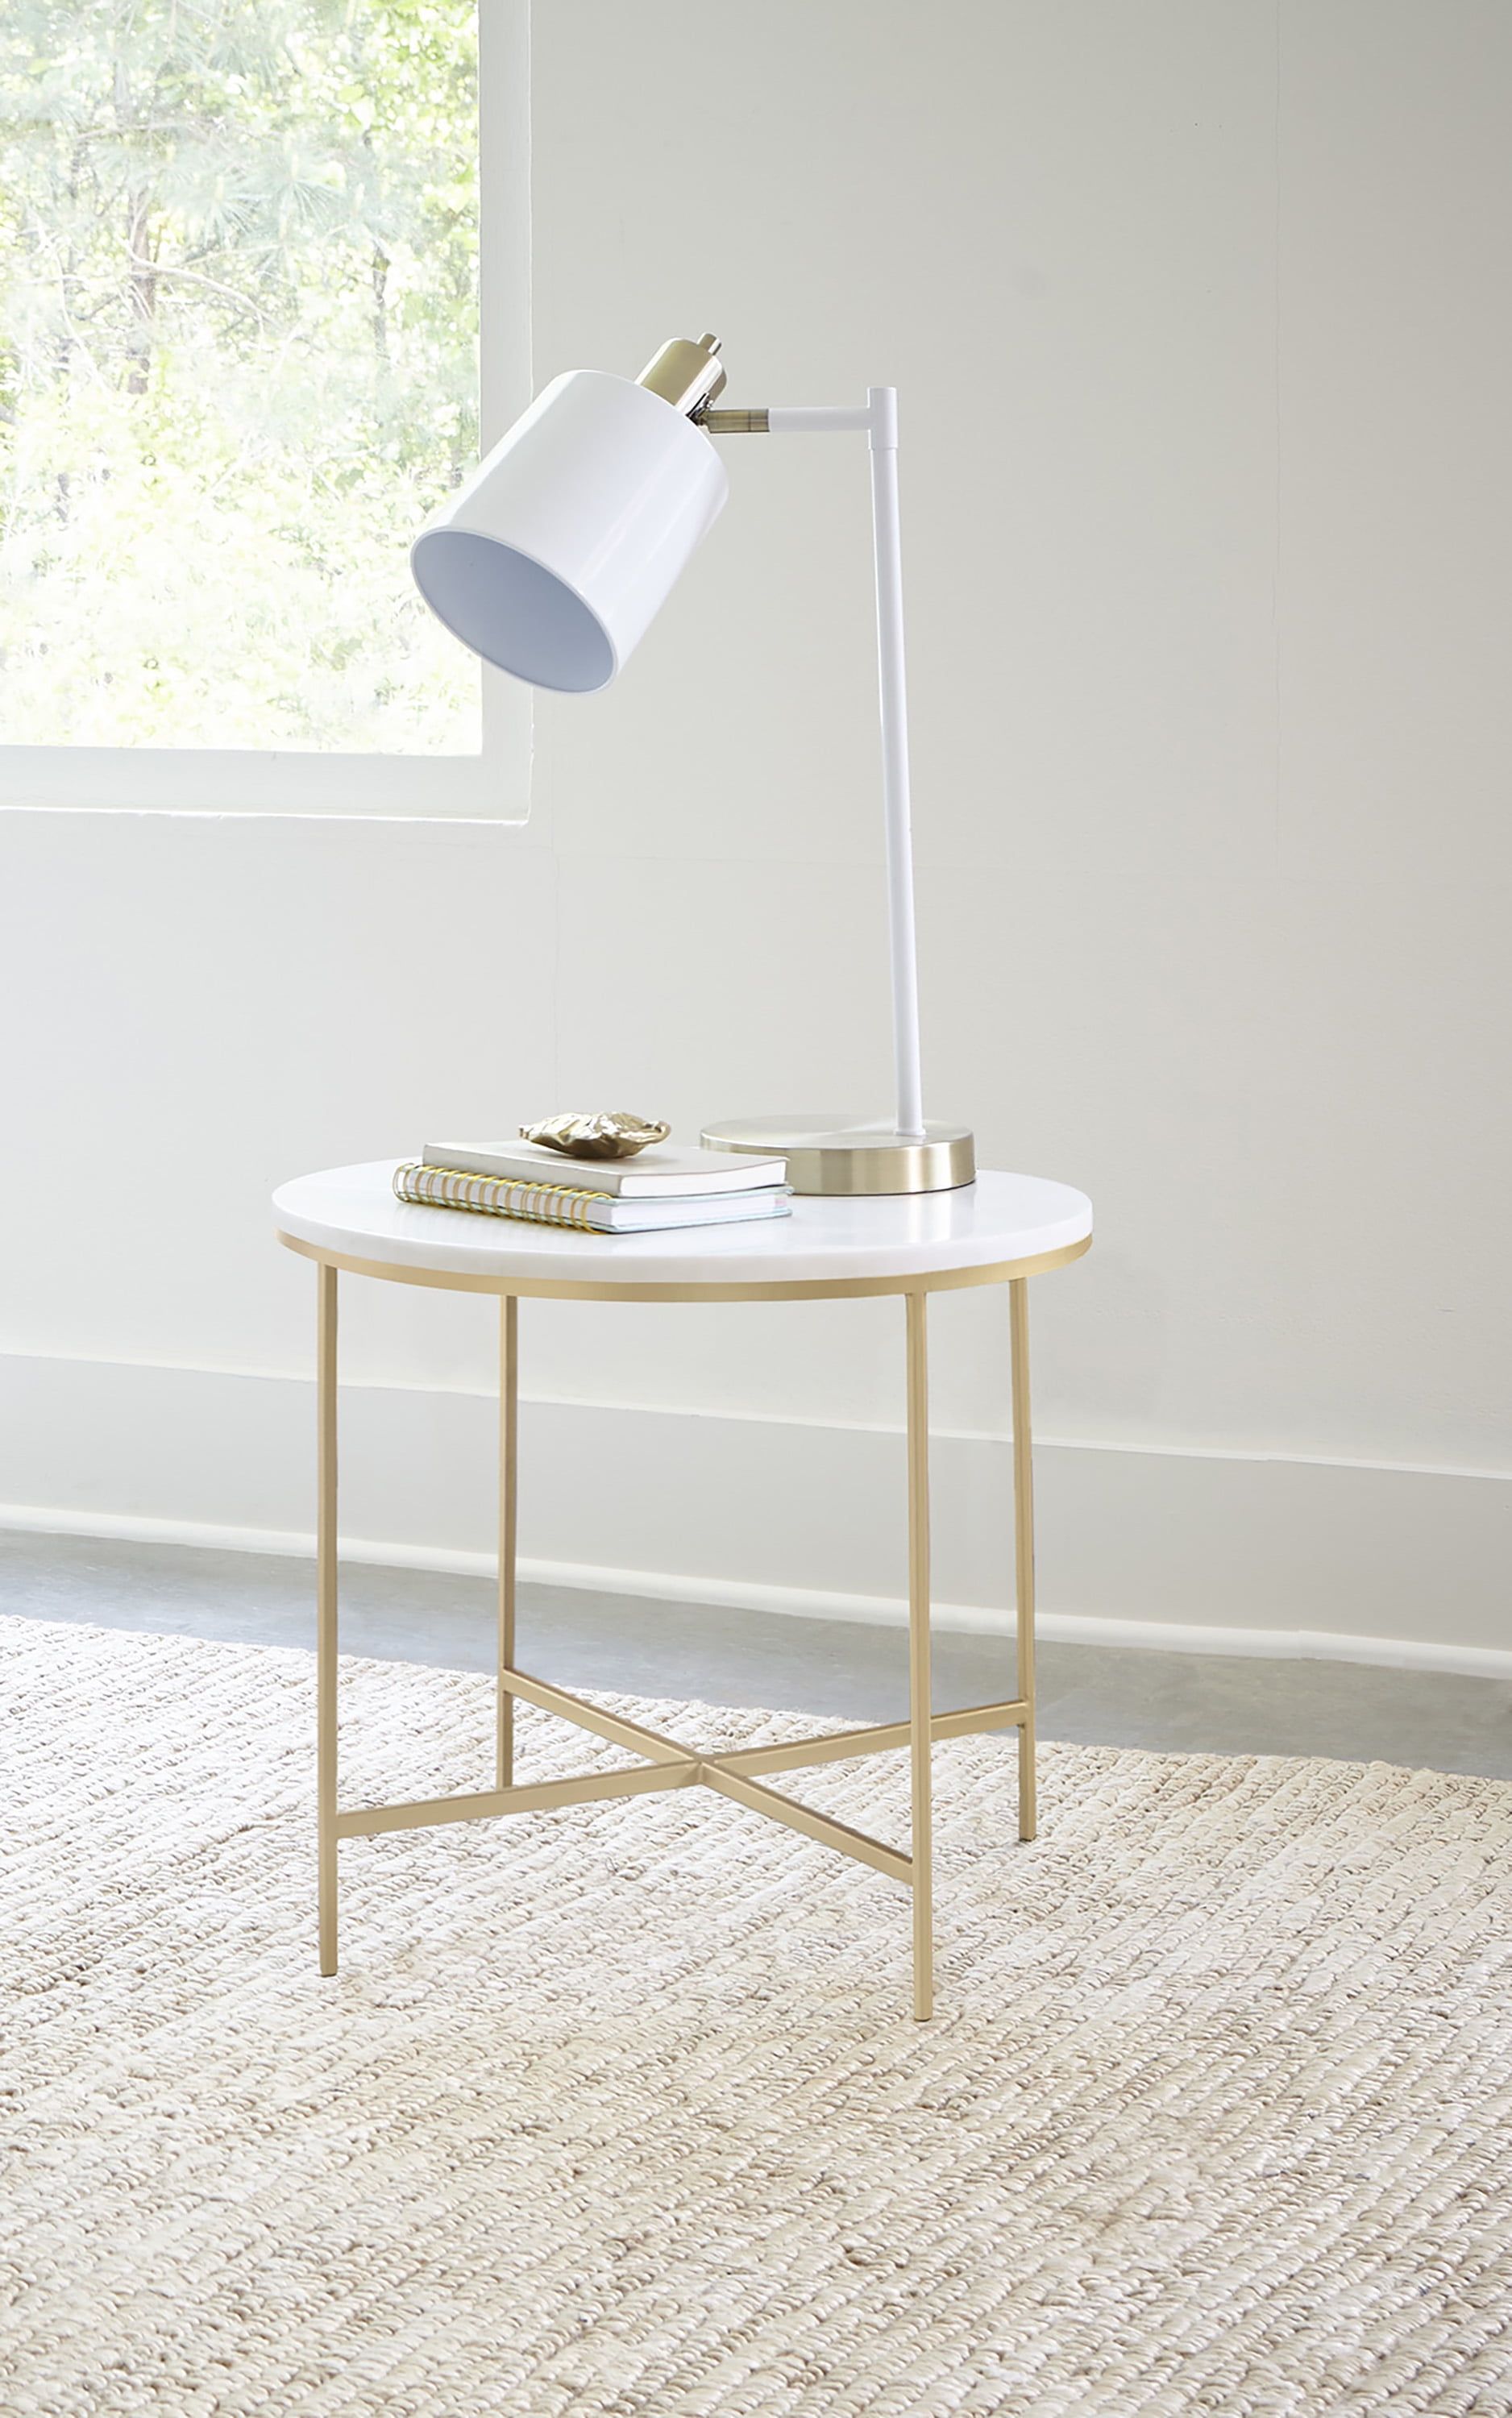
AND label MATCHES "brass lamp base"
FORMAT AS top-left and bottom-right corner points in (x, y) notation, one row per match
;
(701, 1114), (976, 1198)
